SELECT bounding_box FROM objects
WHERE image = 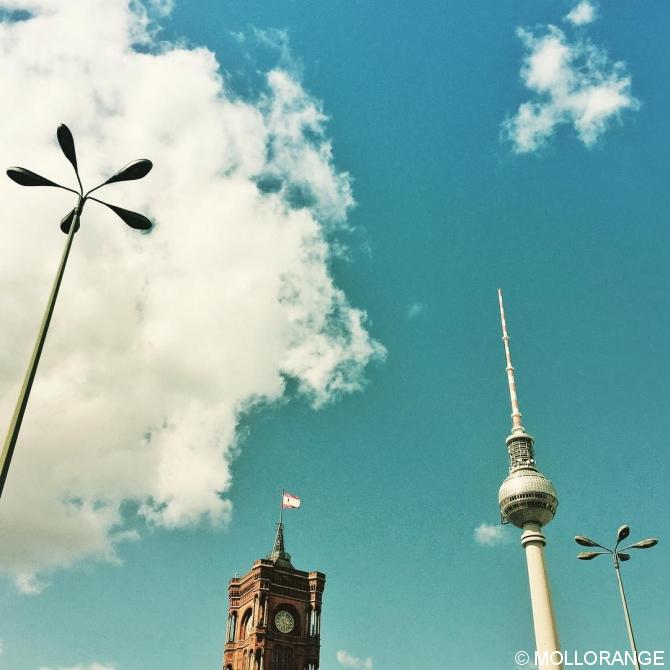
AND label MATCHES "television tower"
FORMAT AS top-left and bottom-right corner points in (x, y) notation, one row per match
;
(497, 290), (562, 670)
